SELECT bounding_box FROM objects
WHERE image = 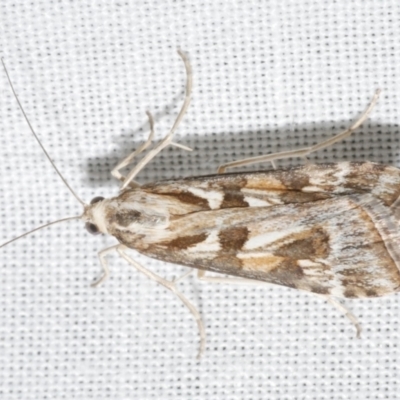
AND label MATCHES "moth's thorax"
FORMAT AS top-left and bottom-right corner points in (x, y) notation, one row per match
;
(83, 188), (190, 241)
